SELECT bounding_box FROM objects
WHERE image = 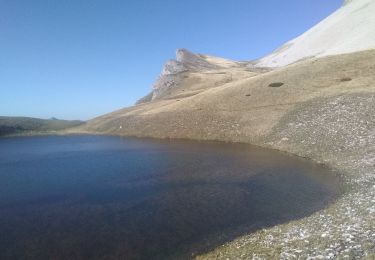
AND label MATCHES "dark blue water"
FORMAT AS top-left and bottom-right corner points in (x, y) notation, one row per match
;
(0, 135), (339, 259)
